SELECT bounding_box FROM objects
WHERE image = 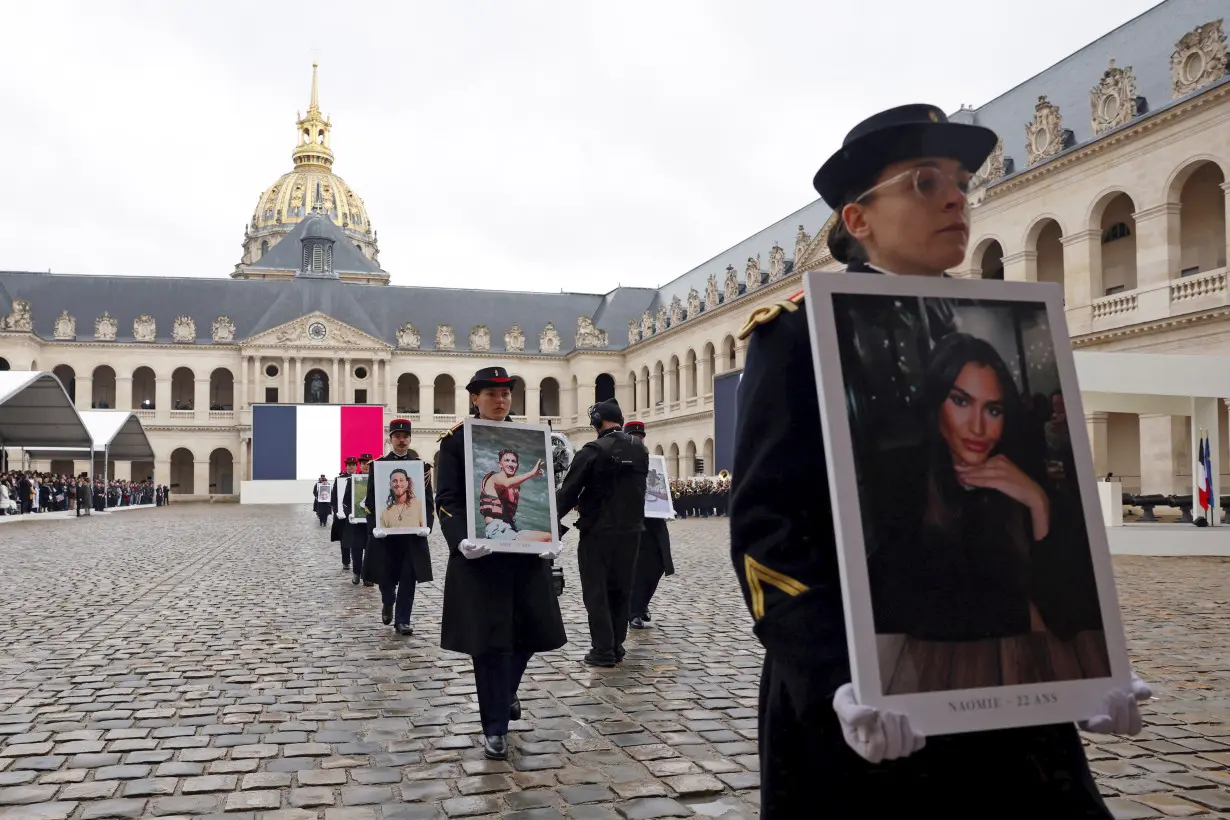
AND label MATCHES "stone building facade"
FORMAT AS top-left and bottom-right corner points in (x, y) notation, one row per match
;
(1, 0), (1228, 500)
